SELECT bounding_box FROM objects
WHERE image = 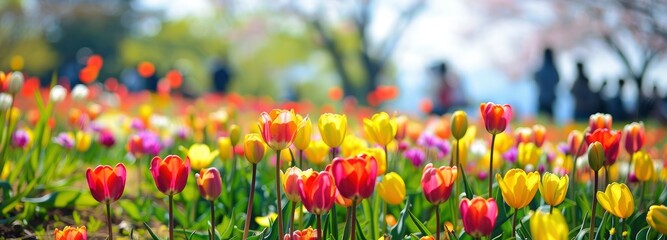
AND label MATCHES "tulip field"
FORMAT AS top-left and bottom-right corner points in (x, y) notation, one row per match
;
(2, 72), (667, 240)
